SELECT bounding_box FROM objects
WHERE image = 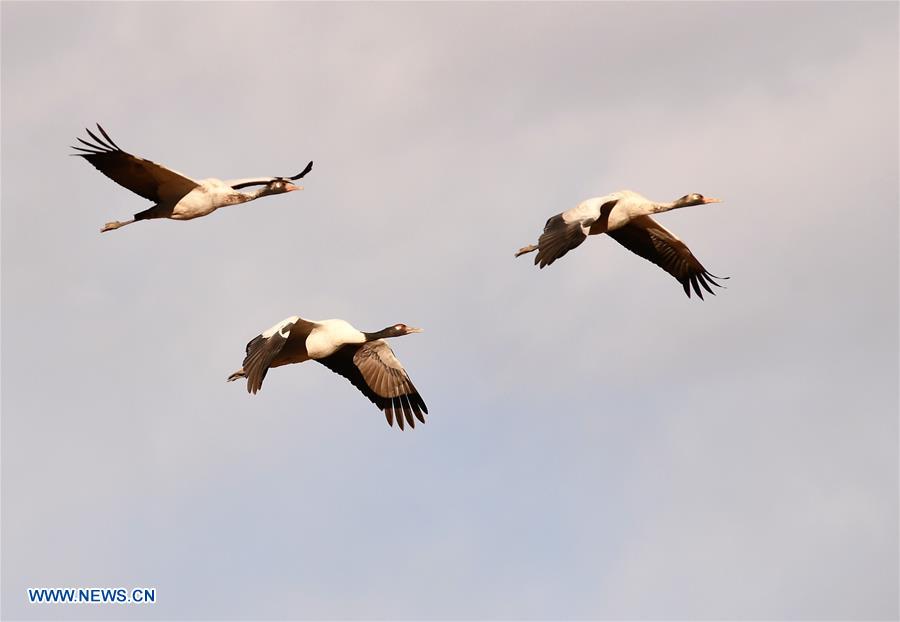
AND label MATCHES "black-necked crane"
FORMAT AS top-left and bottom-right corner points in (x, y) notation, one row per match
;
(515, 190), (727, 299)
(71, 124), (313, 232)
(227, 316), (428, 430)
